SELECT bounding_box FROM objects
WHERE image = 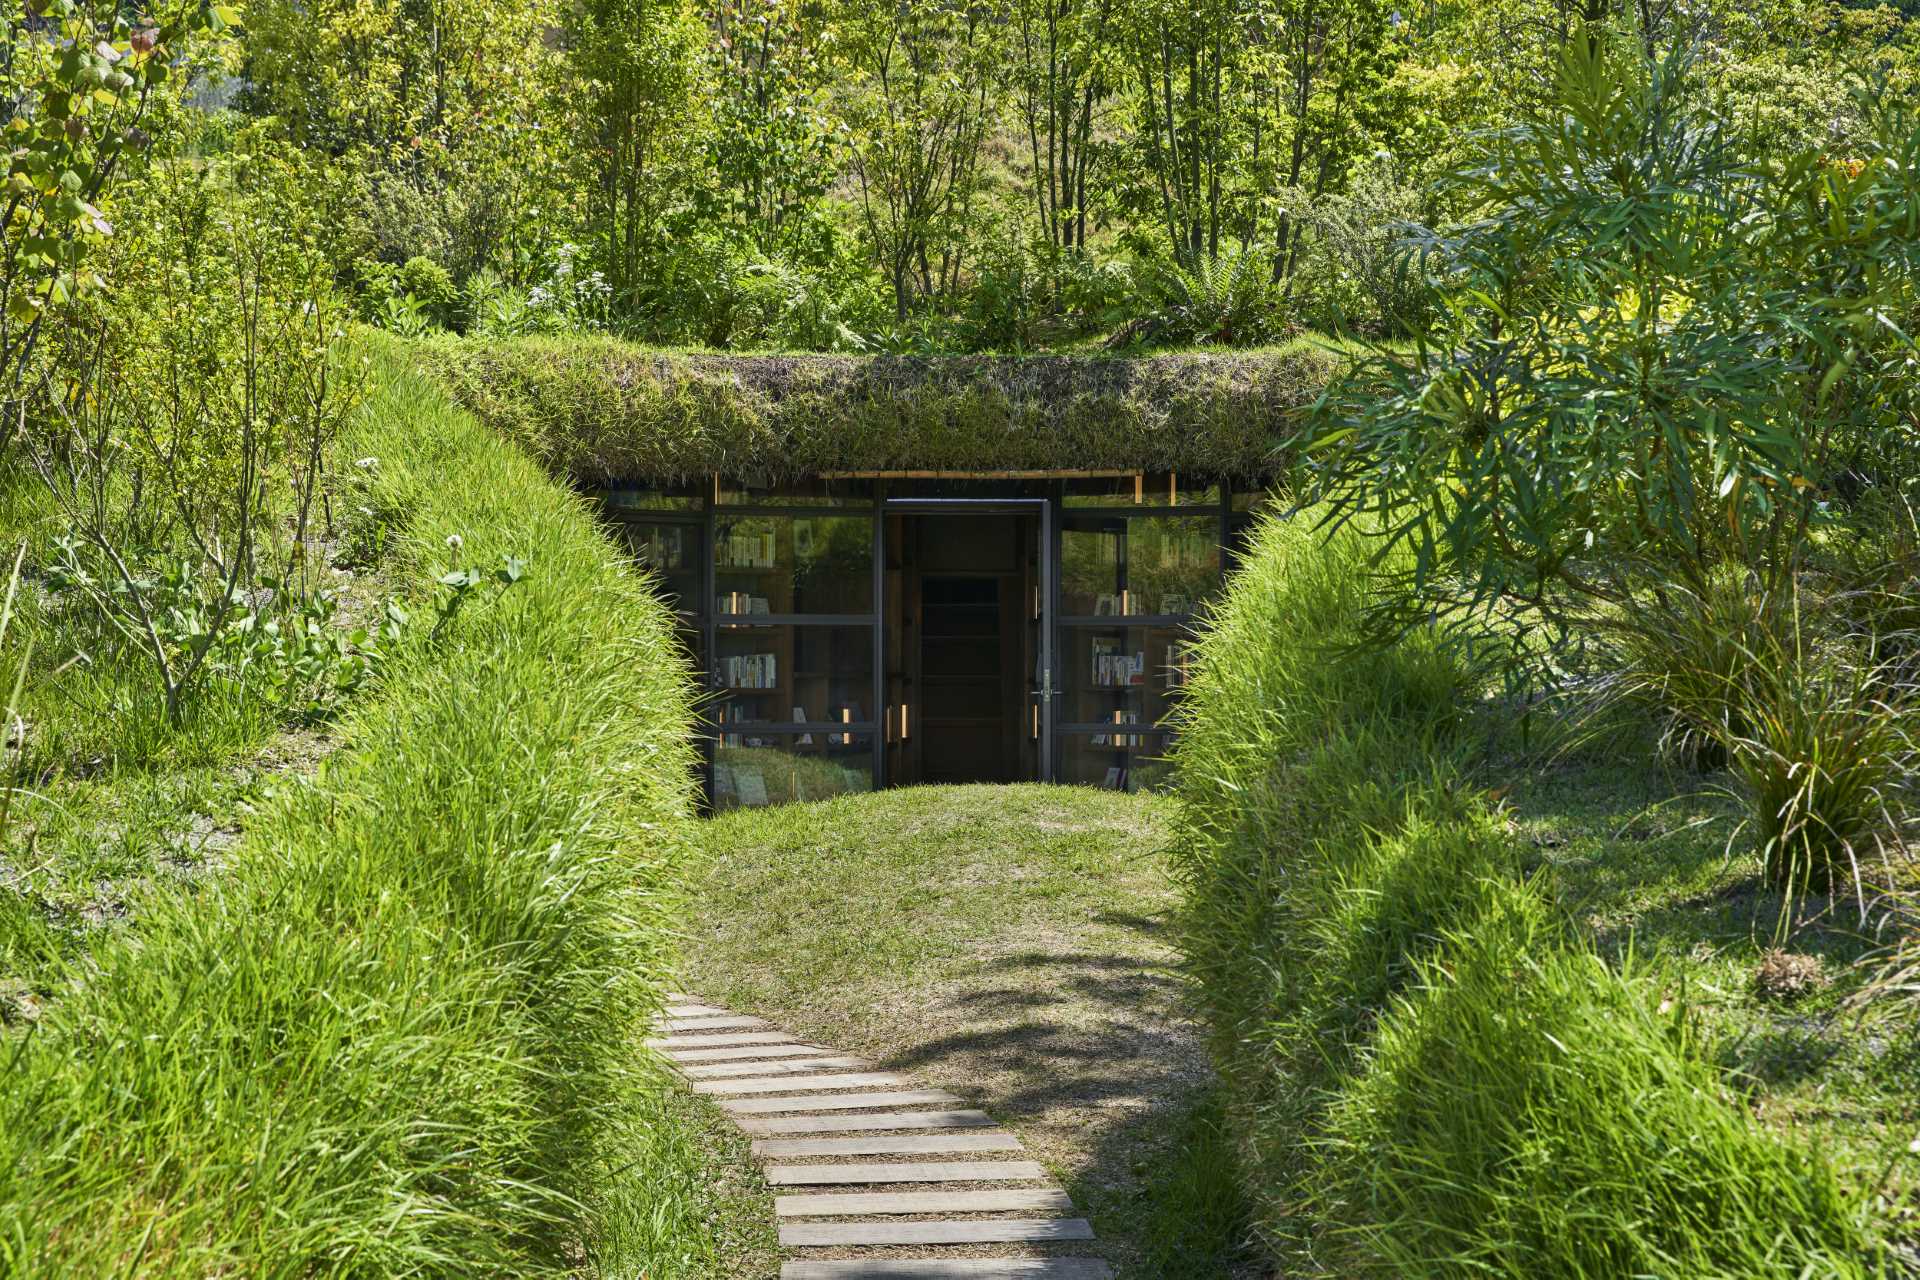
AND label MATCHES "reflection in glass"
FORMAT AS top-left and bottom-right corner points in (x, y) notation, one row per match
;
(1059, 733), (1173, 793)
(599, 484), (705, 512)
(714, 734), (874, 810)
(1062, 625), (1194, 726)
(613, 519), (702, 615)
(719, 477), (875, 506)
(715, 514), (873, 615)
(1062, 473), (1222, 508)
(713, 625), (874, 727)
(1060, 515), (1220, 616)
